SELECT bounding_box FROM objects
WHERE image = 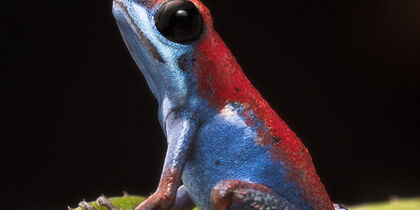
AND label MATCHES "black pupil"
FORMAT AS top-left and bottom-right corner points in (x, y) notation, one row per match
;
(154, 0), (203, 43)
